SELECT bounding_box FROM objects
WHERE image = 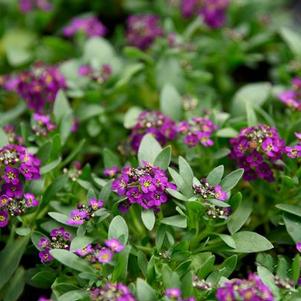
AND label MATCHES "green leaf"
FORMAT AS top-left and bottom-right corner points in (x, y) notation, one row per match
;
(161, 215), (187, 228)
(219, 255), (237, 278)
(178, 156), (194, 196)
(123, 107), (142, 129)
(207, 165), (224, 186)
(141, 210), (156, 231)
(227, 198), (252, 234)
(221, 169), (244, 192)
(167, 188), (188, 201)
(0, 236), (29, 289)
(136, 278), (157, 301)
(217, 234), (236, 249)
(232, 231), (273, 253)
(83, 37), (120, 72)
(0, 128), (9, 148)
(123, 46), (153, 63)
(48, 212), (69, 225)
(216, 128), (238, 138)
(257, 266), (280, 299)
(3, 30), (34, 66)
(138, 134), (162, 165)
(154, 146), (171, 170)
(292, 254), (301, 284)
(231, 83), (271, 116)
(58, 290), (89, 301)
(30, 270), (56, 288)
(70, 236), (94, 252)
(41, 157), (62, 175)
(3, 267), (25, 301)
(53, 90), (72, 123)
(98, 180), (113, 202)
(276, 204), (301, 218)
(283, 213), (301, 242)
(246, 102), (258, 126)
(112, 246), (131, 282)
(108, 216), (129, 244)
(103, 148), (120, 168)
(0, 103), (27, 127)
(160, 84), (182, 121)
(50, 249), (94, 273)
(15, 227), (31, 236)
(280, 27), (301, 57)
(168, 167), (185, 192)
(42, 175), (68, 205)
